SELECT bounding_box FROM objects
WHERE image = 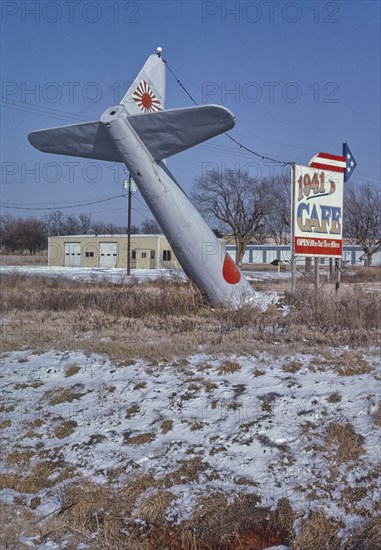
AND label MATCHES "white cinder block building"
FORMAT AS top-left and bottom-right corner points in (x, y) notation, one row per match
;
(48, 236), (377, 270)
(48, 234), (180, 270)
